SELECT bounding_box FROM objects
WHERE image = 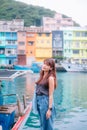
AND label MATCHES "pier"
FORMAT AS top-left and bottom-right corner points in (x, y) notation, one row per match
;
(0, 69), (33, 80)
